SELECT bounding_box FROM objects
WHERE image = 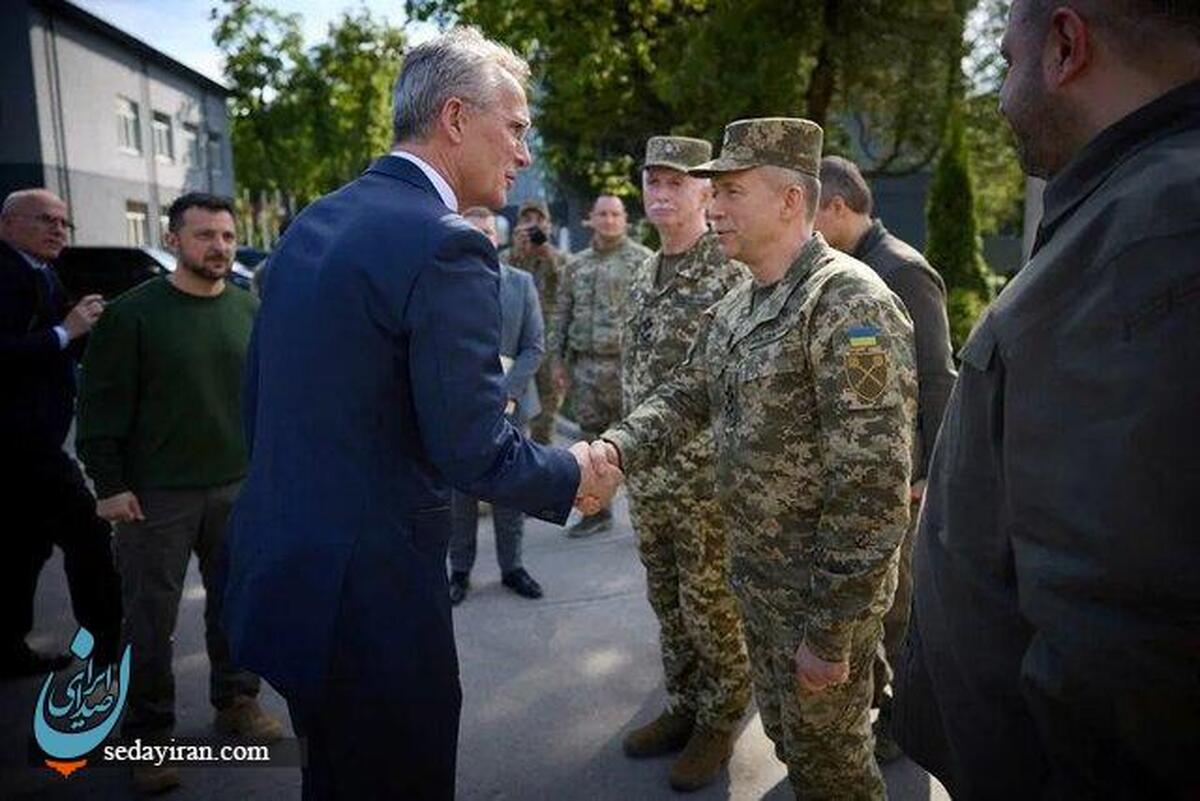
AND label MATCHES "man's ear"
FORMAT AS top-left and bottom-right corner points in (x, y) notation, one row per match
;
(1045, 7), (1093, 89)
(163, 229), (180, 251)
(439, 96), (470, 145)
(781, 184), (806, 222)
